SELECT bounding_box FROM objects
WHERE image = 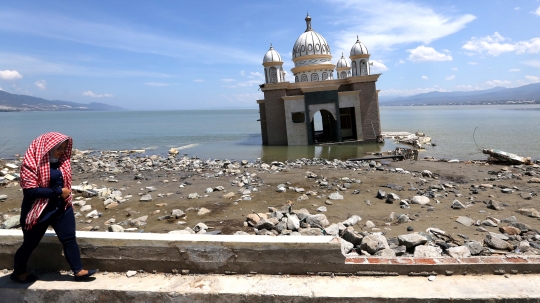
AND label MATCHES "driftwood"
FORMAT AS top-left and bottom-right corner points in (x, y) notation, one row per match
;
(482, 149), (532, 165)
